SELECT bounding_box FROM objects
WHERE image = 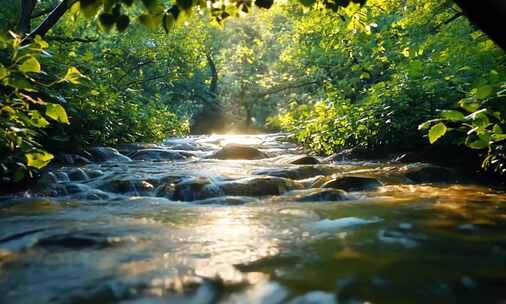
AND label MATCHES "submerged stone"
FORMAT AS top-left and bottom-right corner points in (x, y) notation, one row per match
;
(252, 166), (325, 180)
(131, 149), (194, 161)
(67, 168), (89, 181)
(321, 176), (382, 191)
(218, 176), (302, 196)
(99, 179), (154, 195)
(290, 155), (320, 165)
(210, 144), (268, 160)
(172, 177), (223, 201)
(86, 147), (132, 162)
(295, 189), (348, 202)
(402, 164), (459, 183)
